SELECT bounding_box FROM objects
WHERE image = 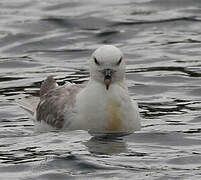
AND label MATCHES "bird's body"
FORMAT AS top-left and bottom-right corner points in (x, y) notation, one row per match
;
(72, 79), (140, 131)
(19, 45), (141, 132)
